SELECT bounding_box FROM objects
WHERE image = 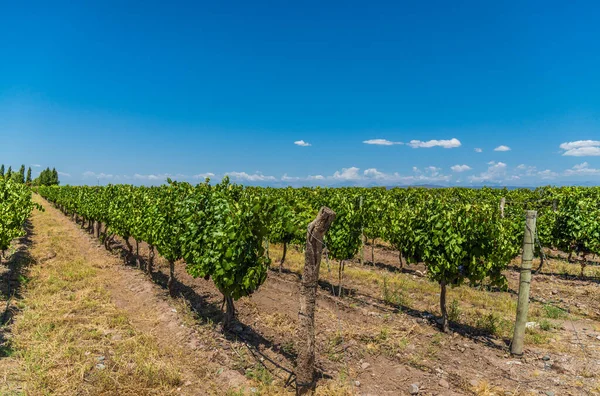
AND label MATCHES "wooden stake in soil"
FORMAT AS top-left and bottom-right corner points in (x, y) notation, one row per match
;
(500, 197), (506, 219)
(511, 210), (537, 356)
(297, 206), (335, 395)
